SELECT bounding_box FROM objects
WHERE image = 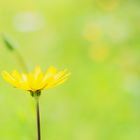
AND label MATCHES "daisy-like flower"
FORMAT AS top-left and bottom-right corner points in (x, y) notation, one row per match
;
(2, 66), (70, 96)
(2, 66), (70, 140)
